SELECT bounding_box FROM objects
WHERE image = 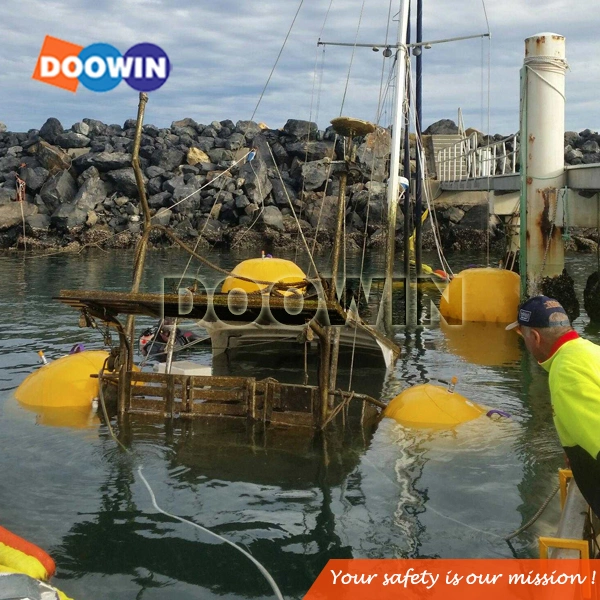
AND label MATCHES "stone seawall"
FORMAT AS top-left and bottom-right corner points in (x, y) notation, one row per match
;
(0, 117), (598, 254)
